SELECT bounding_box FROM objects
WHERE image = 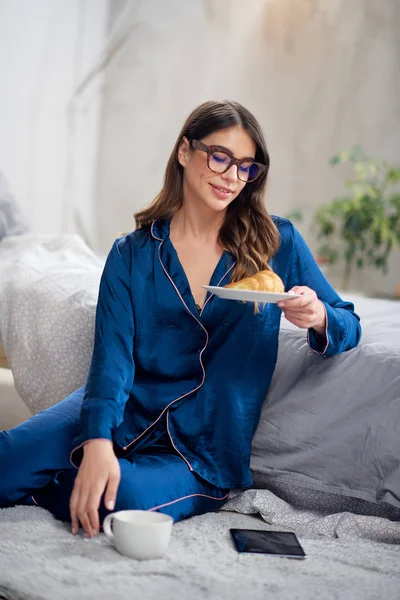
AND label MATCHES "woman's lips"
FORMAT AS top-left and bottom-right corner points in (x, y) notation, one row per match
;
(209, 183), (234, 200)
